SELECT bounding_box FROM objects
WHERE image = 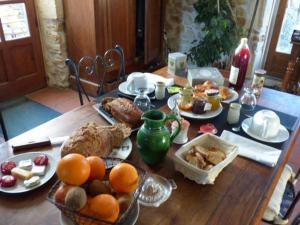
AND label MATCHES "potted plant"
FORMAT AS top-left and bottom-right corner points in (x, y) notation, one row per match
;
(188, 0), (244, 67)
